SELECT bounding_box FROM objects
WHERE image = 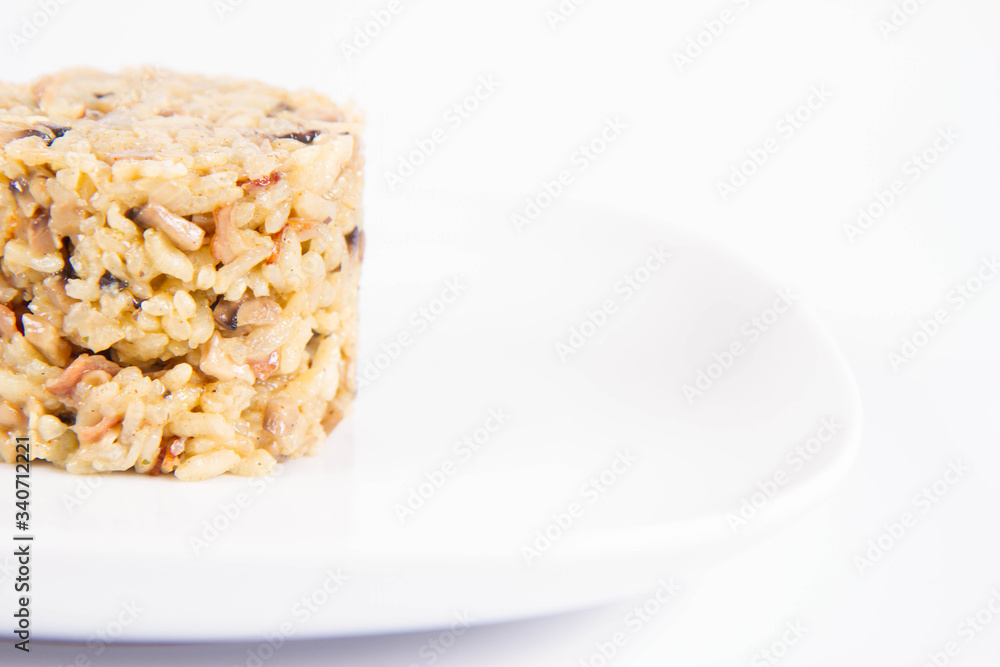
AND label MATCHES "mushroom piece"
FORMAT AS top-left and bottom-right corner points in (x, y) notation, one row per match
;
(189, 213), (215, 235)
(0, 126), (24, 144)
(0, 126), (45, 145)
(264, 398), (297, 438)
(38, 123), (70, 144)
(21, 314), (71, 366)
(27, 212), (59, 255)
(49, 202), (86, 237)
(0, 402), (26, 428)
(276, 130), (320, 144)
(213, 295), (281, 332)
(44, 354), (121, 397)
(129, 203), (205, 252)
(98, 271), (128, 293)
(345, 227), (365, 260)
(33, 277), (76, 314)
(7, 177), (38, 217)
